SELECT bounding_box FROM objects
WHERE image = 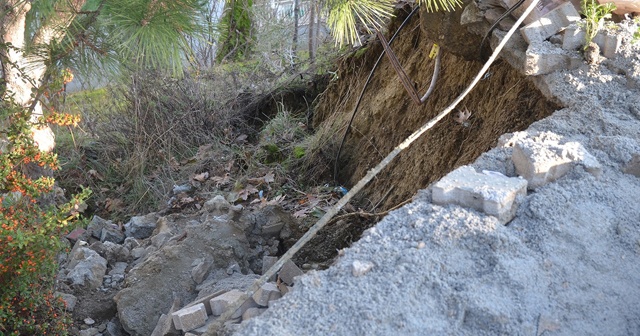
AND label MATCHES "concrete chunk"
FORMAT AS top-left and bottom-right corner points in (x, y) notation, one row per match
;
(512, 133), (601, 190)
(524, 42), (582, 76)
(242, 307), (267, 321)
(520, 2), (580, 44)
(432, 165), (527, 224)
(171, 303), (207, 332)
(252, 283), (281, 306)
(278, 260), (304, 285)
(210, 290), (259, 318)
(262, 256), (278, 281)
(563, 23), (622, 58)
